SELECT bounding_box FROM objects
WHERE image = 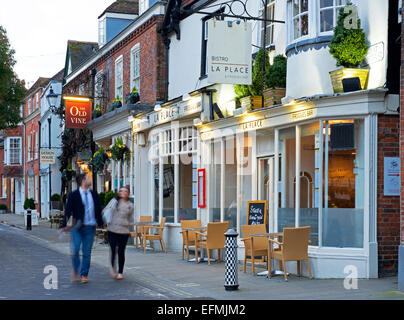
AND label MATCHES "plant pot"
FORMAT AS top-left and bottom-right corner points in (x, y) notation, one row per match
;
(240, 96), (263, 111)
(263, 88), (286, 107)
(125, 92), (140, 104)
(329, 68), (369, 93)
